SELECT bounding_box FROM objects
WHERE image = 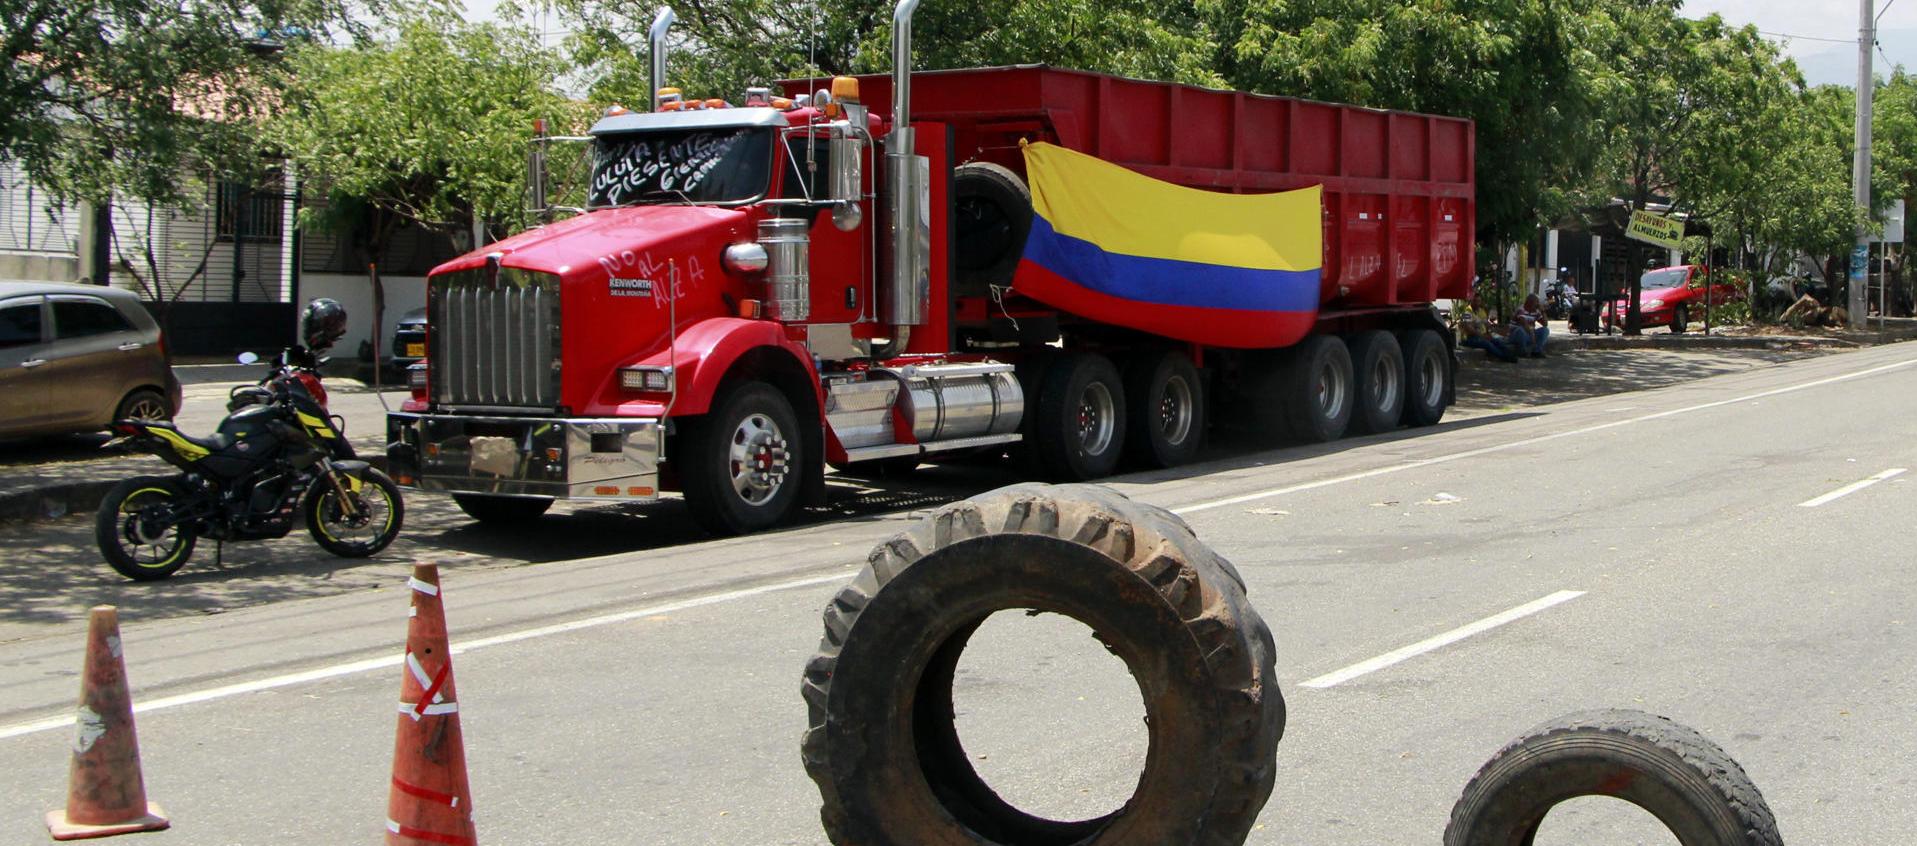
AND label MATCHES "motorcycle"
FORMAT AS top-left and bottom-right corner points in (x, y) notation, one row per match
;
(94, 300), (404, 581)
(1544, 280), (1578, 320)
